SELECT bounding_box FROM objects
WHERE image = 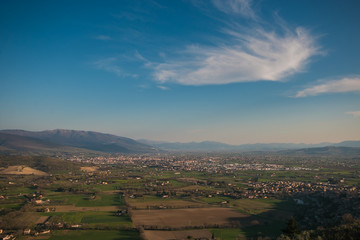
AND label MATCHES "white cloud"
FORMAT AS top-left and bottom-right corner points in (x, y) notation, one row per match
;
(154, 27), (319, 86)
(295, 77), (360, 97)
(212, 0), (256, 19)
(346, 111), (360, 117)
